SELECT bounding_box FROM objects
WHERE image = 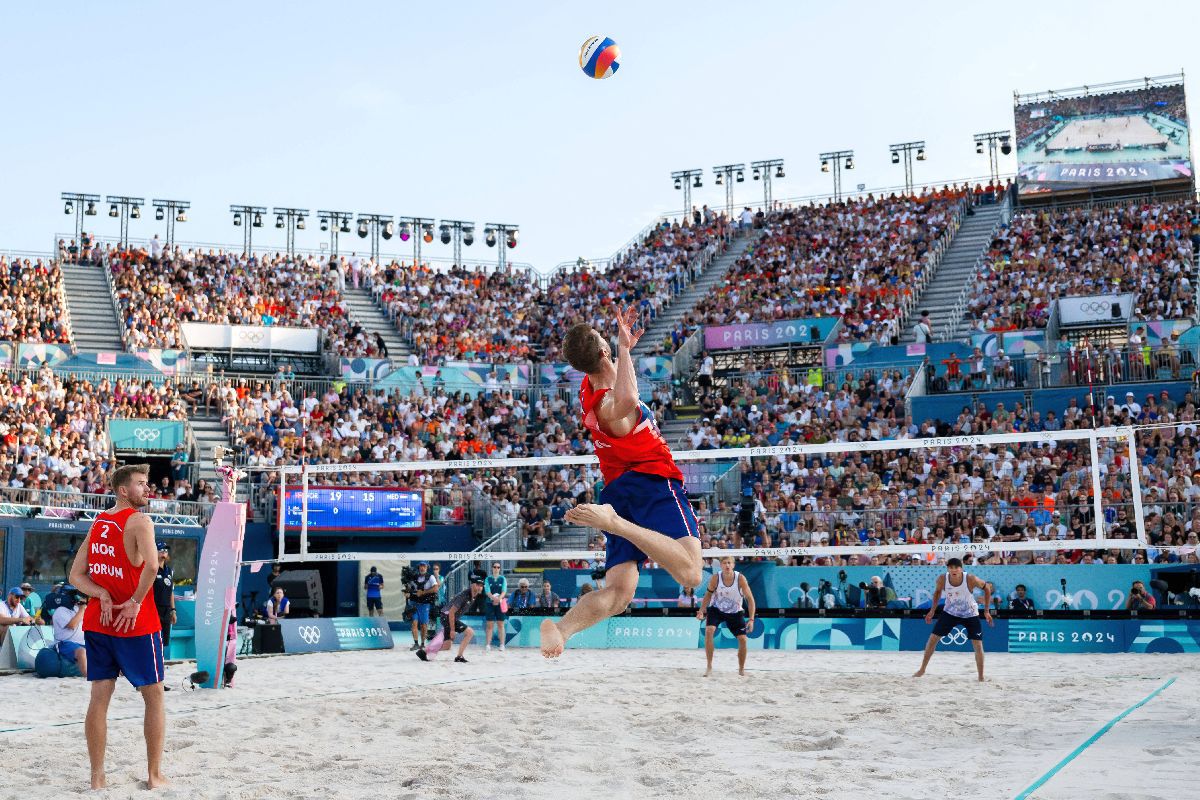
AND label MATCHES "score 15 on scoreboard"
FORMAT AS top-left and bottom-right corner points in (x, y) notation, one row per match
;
(283, 487), (425, 532)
